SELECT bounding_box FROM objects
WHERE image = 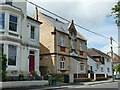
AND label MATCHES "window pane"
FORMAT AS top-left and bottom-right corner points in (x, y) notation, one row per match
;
(9, 15), (17, 32)
(10, 15), (17, 23)
(31, 26), (35, 39)
(8, 45), (17, 66)
(9, 22), (17, 31)
(0, 13), (5, 29)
